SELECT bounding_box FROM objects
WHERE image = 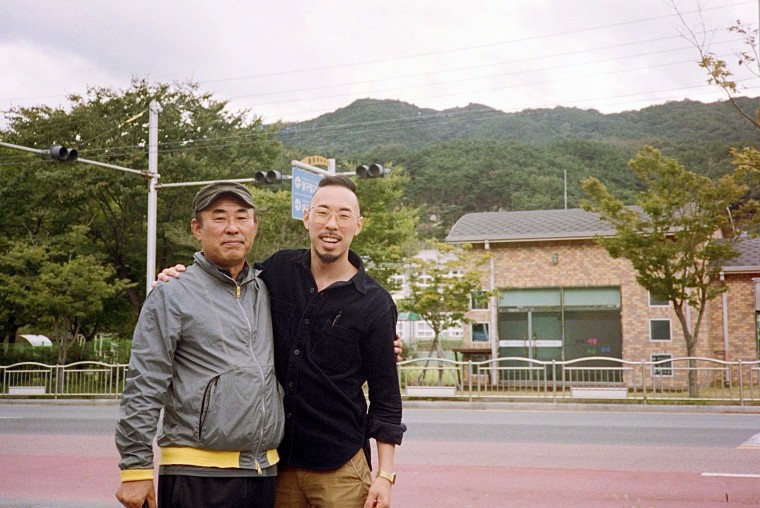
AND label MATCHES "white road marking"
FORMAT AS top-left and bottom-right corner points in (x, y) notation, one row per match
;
(701, 473), (760, 478)
(738, 432), (760, 449)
